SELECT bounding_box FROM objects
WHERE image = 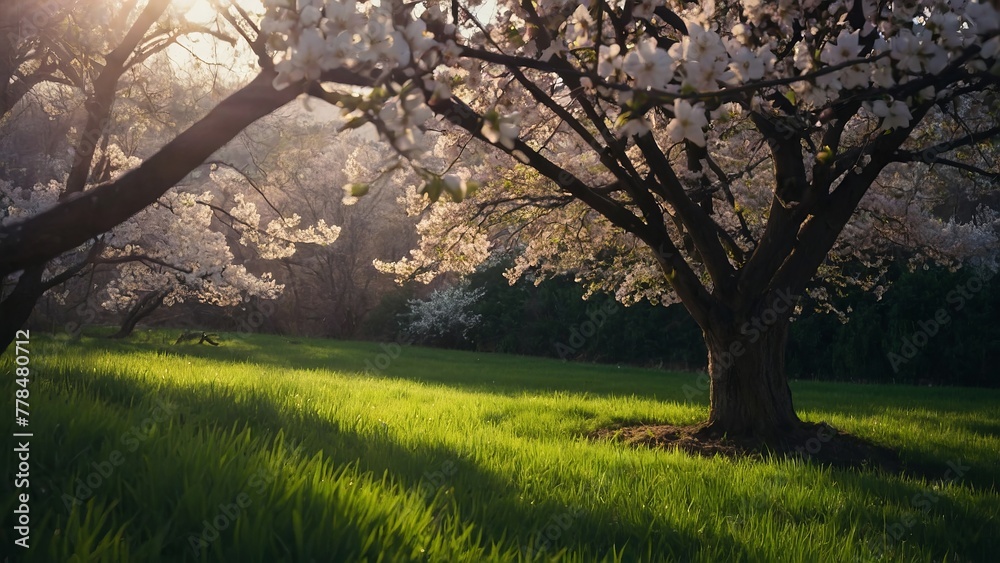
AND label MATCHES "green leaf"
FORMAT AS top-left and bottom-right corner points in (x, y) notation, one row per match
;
(344, 183), (370, 198)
